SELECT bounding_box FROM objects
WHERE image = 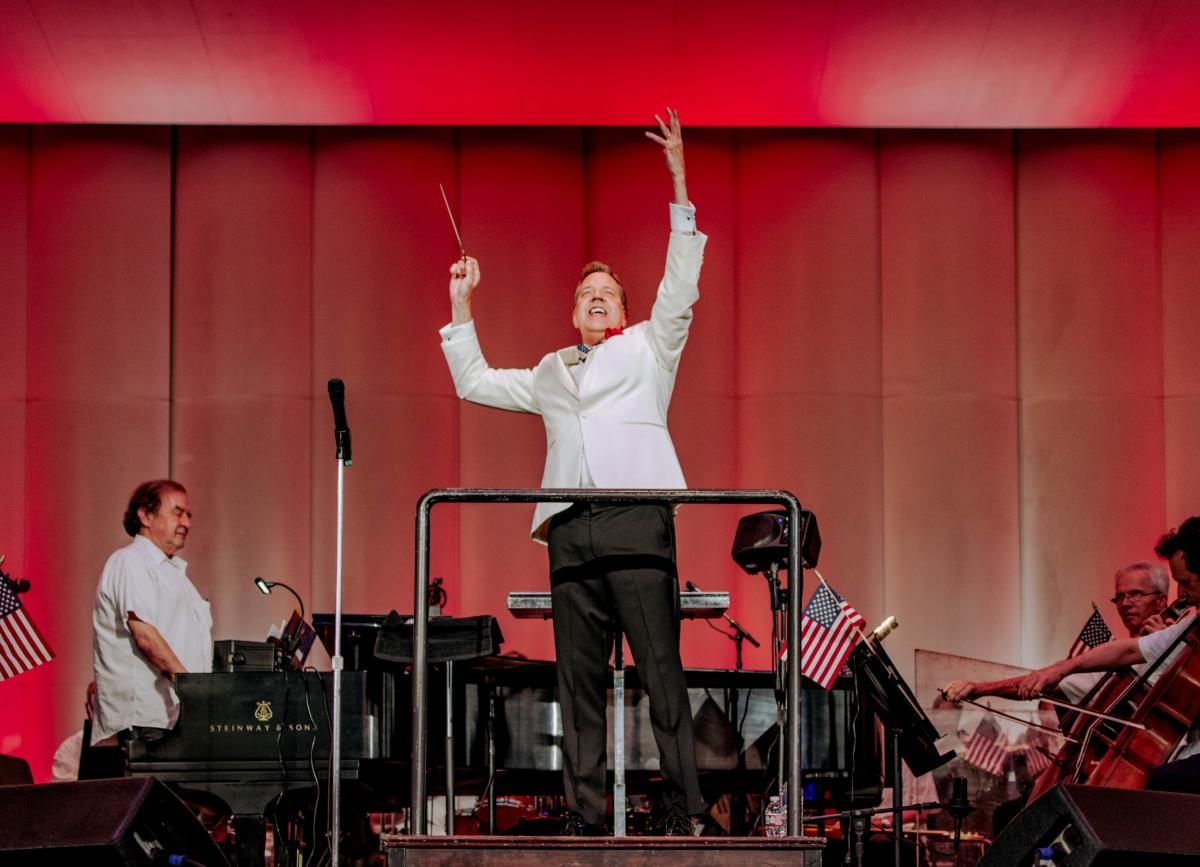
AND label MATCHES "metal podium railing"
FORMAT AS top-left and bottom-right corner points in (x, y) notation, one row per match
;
(410, 488), (806, 836)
